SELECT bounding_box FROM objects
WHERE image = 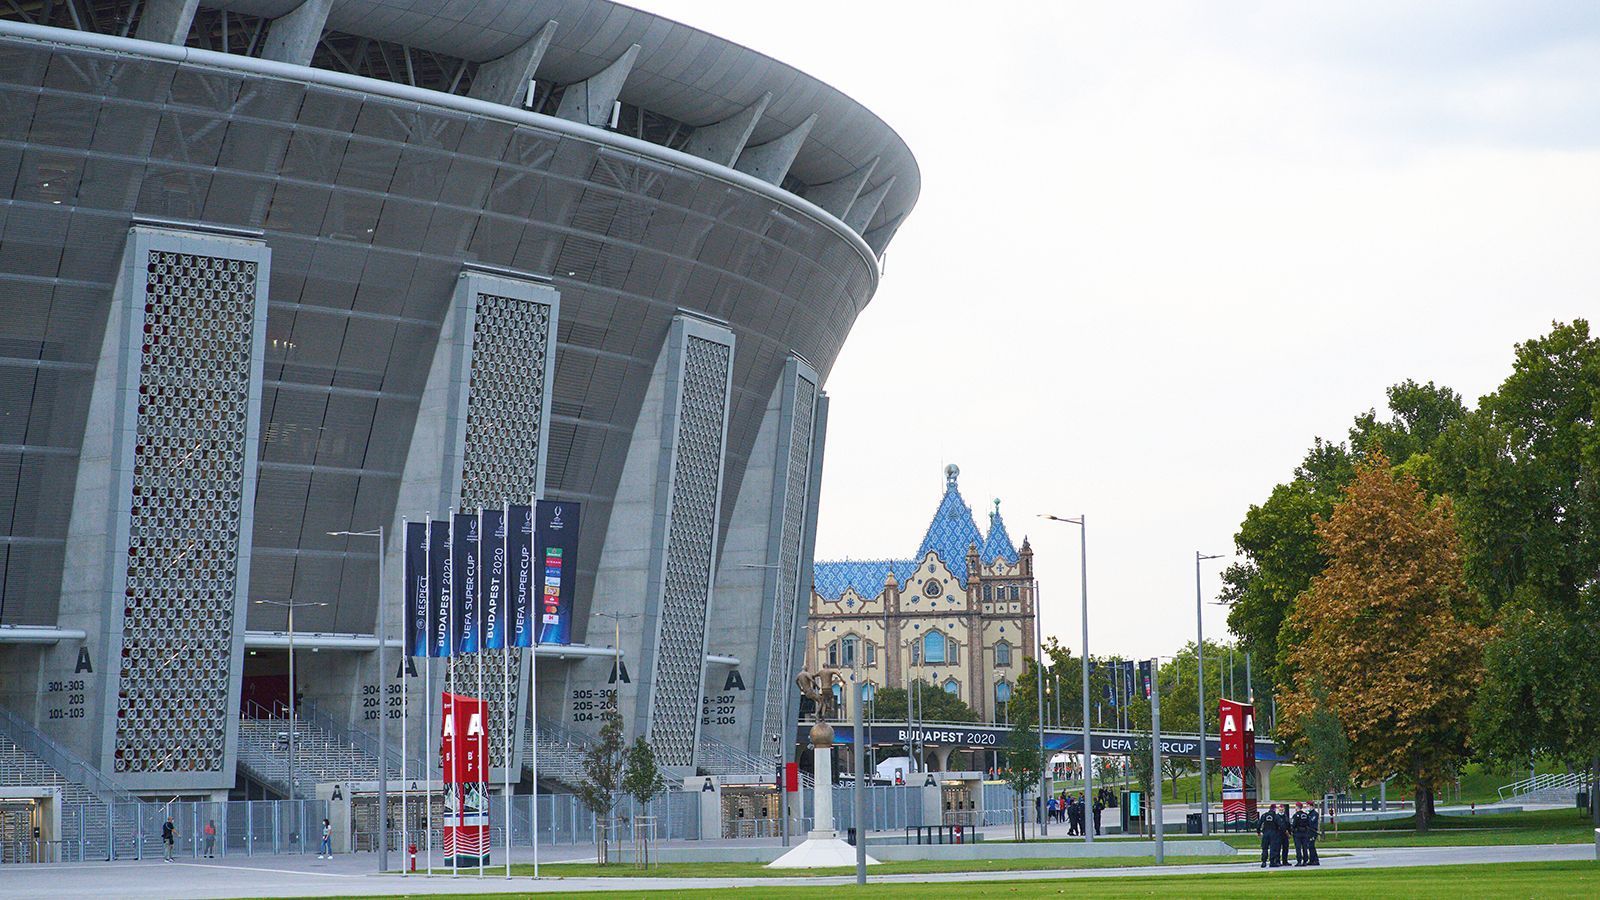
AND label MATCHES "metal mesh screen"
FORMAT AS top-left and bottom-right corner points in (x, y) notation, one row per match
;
(114, 250), (257, 775)
(650, 335), (732, 766)
(449, 287), (553, 770)
(761, 373), (816, 745)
